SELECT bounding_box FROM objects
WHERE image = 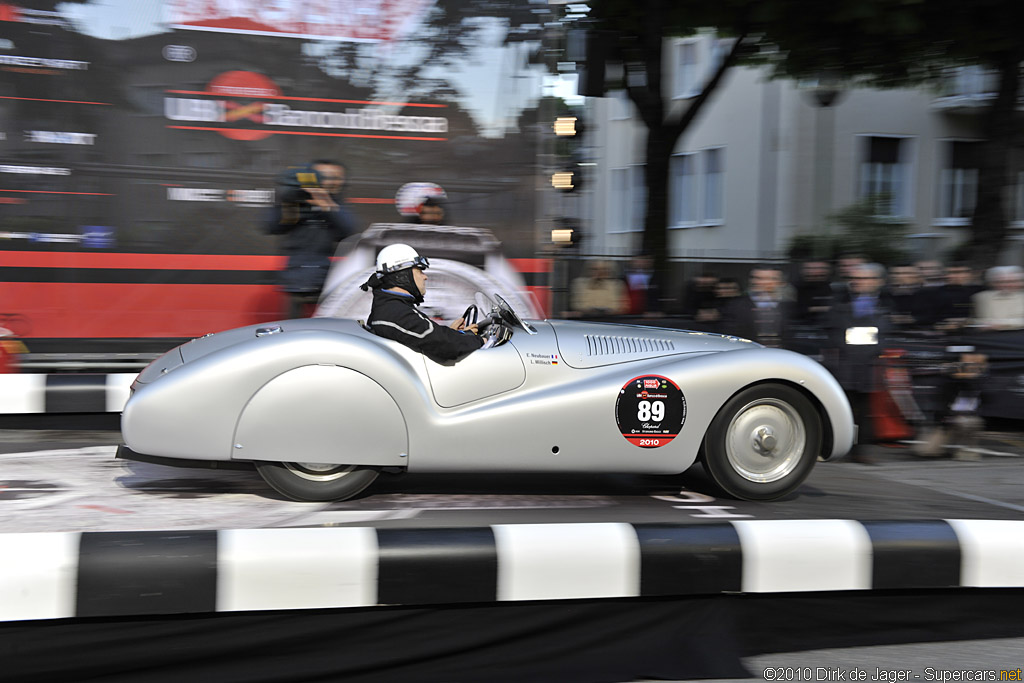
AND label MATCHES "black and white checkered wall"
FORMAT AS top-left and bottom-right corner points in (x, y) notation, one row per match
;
(3, 519), (1023, 623)
(0, 373), (134, 413)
